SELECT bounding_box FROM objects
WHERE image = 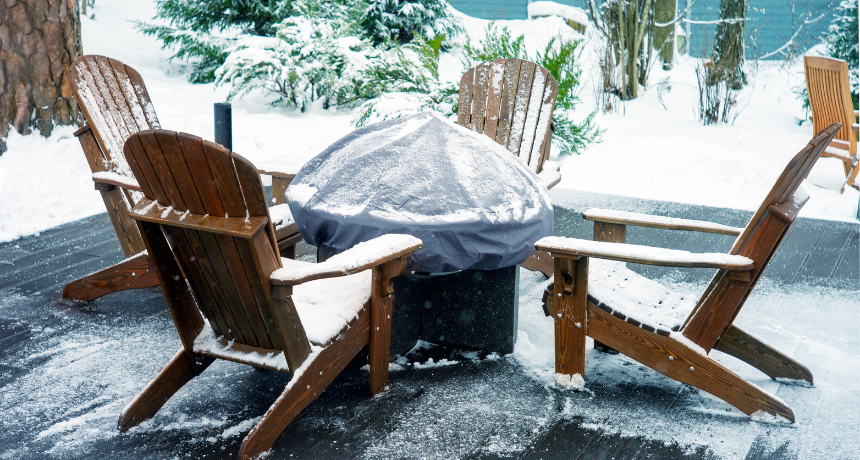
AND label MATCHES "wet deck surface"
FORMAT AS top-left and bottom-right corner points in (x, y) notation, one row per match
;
(1, 189), (857, 459)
